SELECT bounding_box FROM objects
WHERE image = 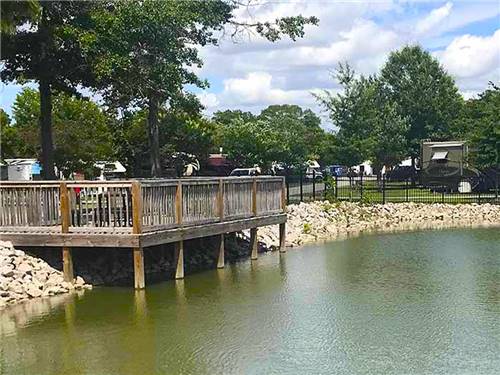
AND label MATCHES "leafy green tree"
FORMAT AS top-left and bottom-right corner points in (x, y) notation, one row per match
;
(316, 63), (408, 172)
(0, 0), (40, 34)
(461, 83), (500, 169)
(0, 109), (23, 159)
(380, 45), (464, 164)
(114, 108), (217, 177)
(84, 0), (318, 177)
(212, 110), (256, 126)
(1, 1), (96, 179)
(11, 88), (115, 177)
(214, 104), (326, 170)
